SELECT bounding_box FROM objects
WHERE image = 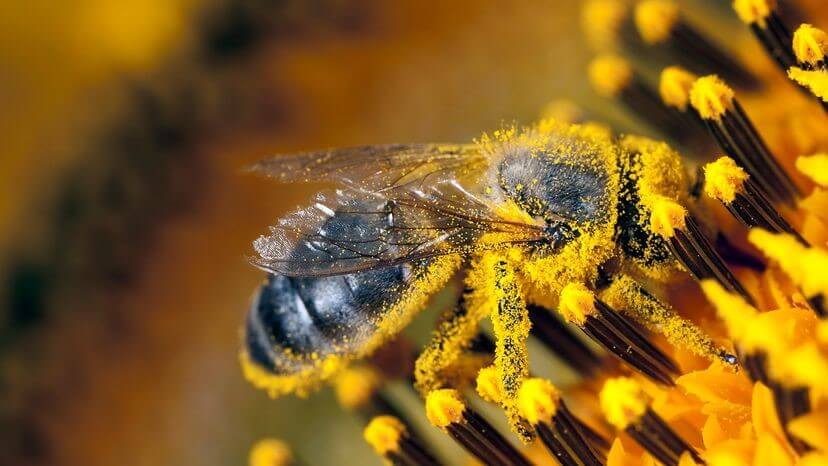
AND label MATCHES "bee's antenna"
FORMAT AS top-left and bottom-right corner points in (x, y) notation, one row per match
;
(648, 195), (755, 305)
(600, 377), (703, 466)
(559, 283), (679, 386)
(426, 389), (532, 466)
(516, 378), (607, 466)
(364, 415), (443, 466)
(689, 75), (801, 206)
